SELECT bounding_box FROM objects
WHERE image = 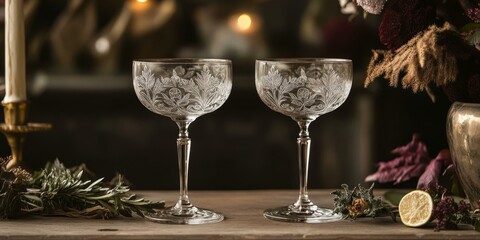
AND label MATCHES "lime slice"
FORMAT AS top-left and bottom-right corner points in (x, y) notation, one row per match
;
(398, 190), (433, 227)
